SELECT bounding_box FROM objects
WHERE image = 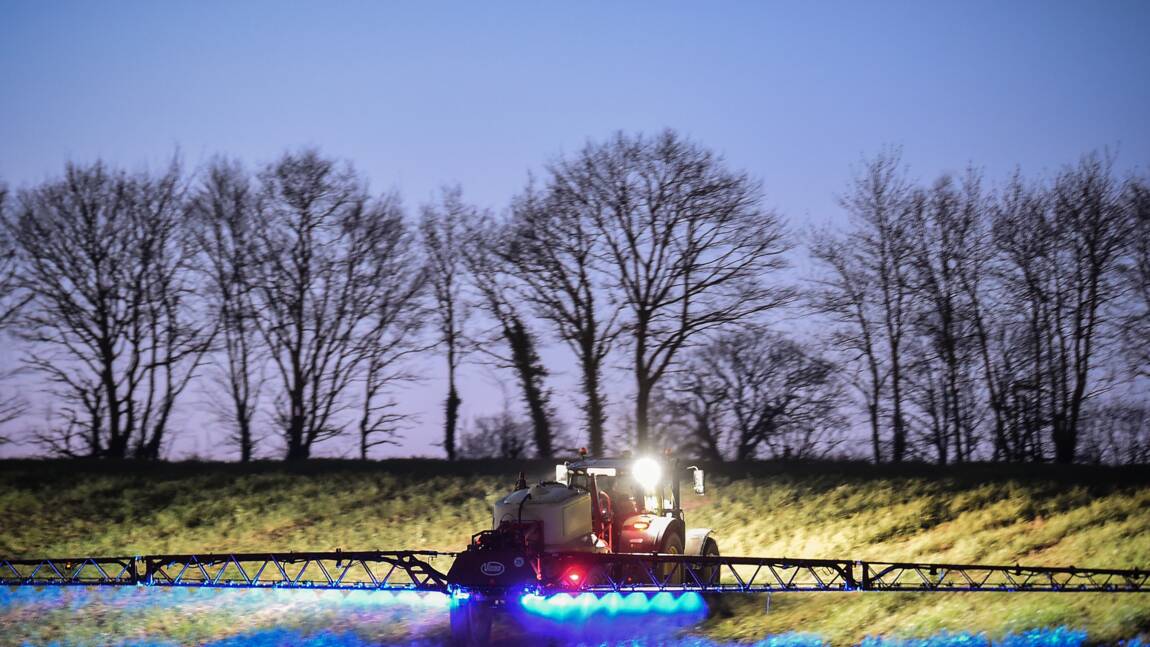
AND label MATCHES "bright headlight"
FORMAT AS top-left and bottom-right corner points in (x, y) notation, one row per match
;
(633, 457), (662, 492)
